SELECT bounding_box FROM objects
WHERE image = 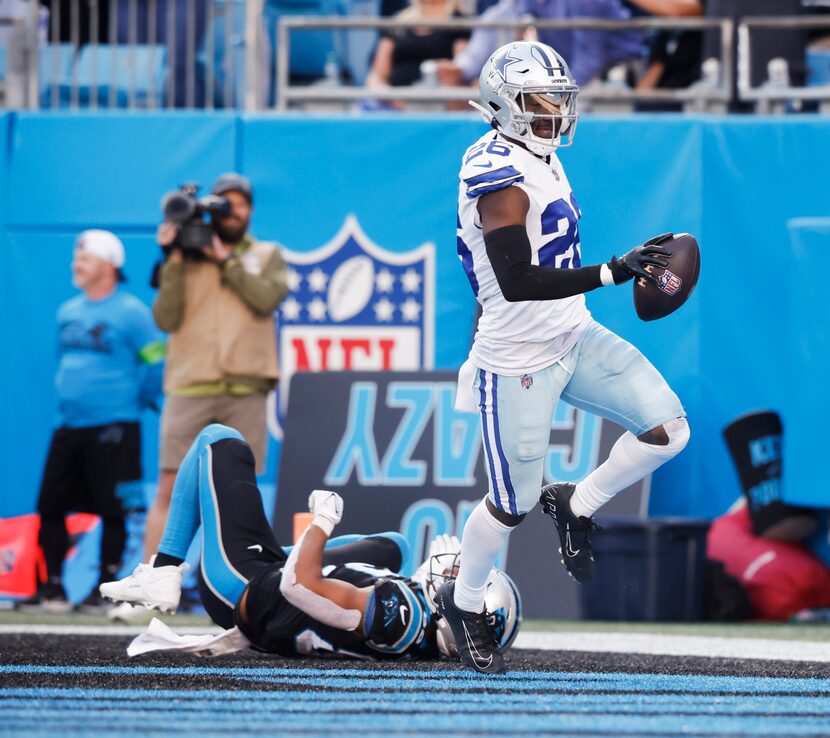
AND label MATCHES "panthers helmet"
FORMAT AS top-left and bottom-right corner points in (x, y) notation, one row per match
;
(471, 40), (579, 155)
(420, 552), (523, 656)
